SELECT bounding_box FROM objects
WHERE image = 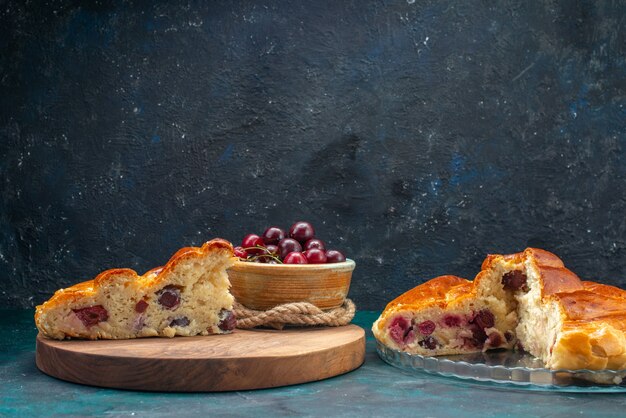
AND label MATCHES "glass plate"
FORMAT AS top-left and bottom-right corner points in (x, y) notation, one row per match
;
(375, 340), (626, 392)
